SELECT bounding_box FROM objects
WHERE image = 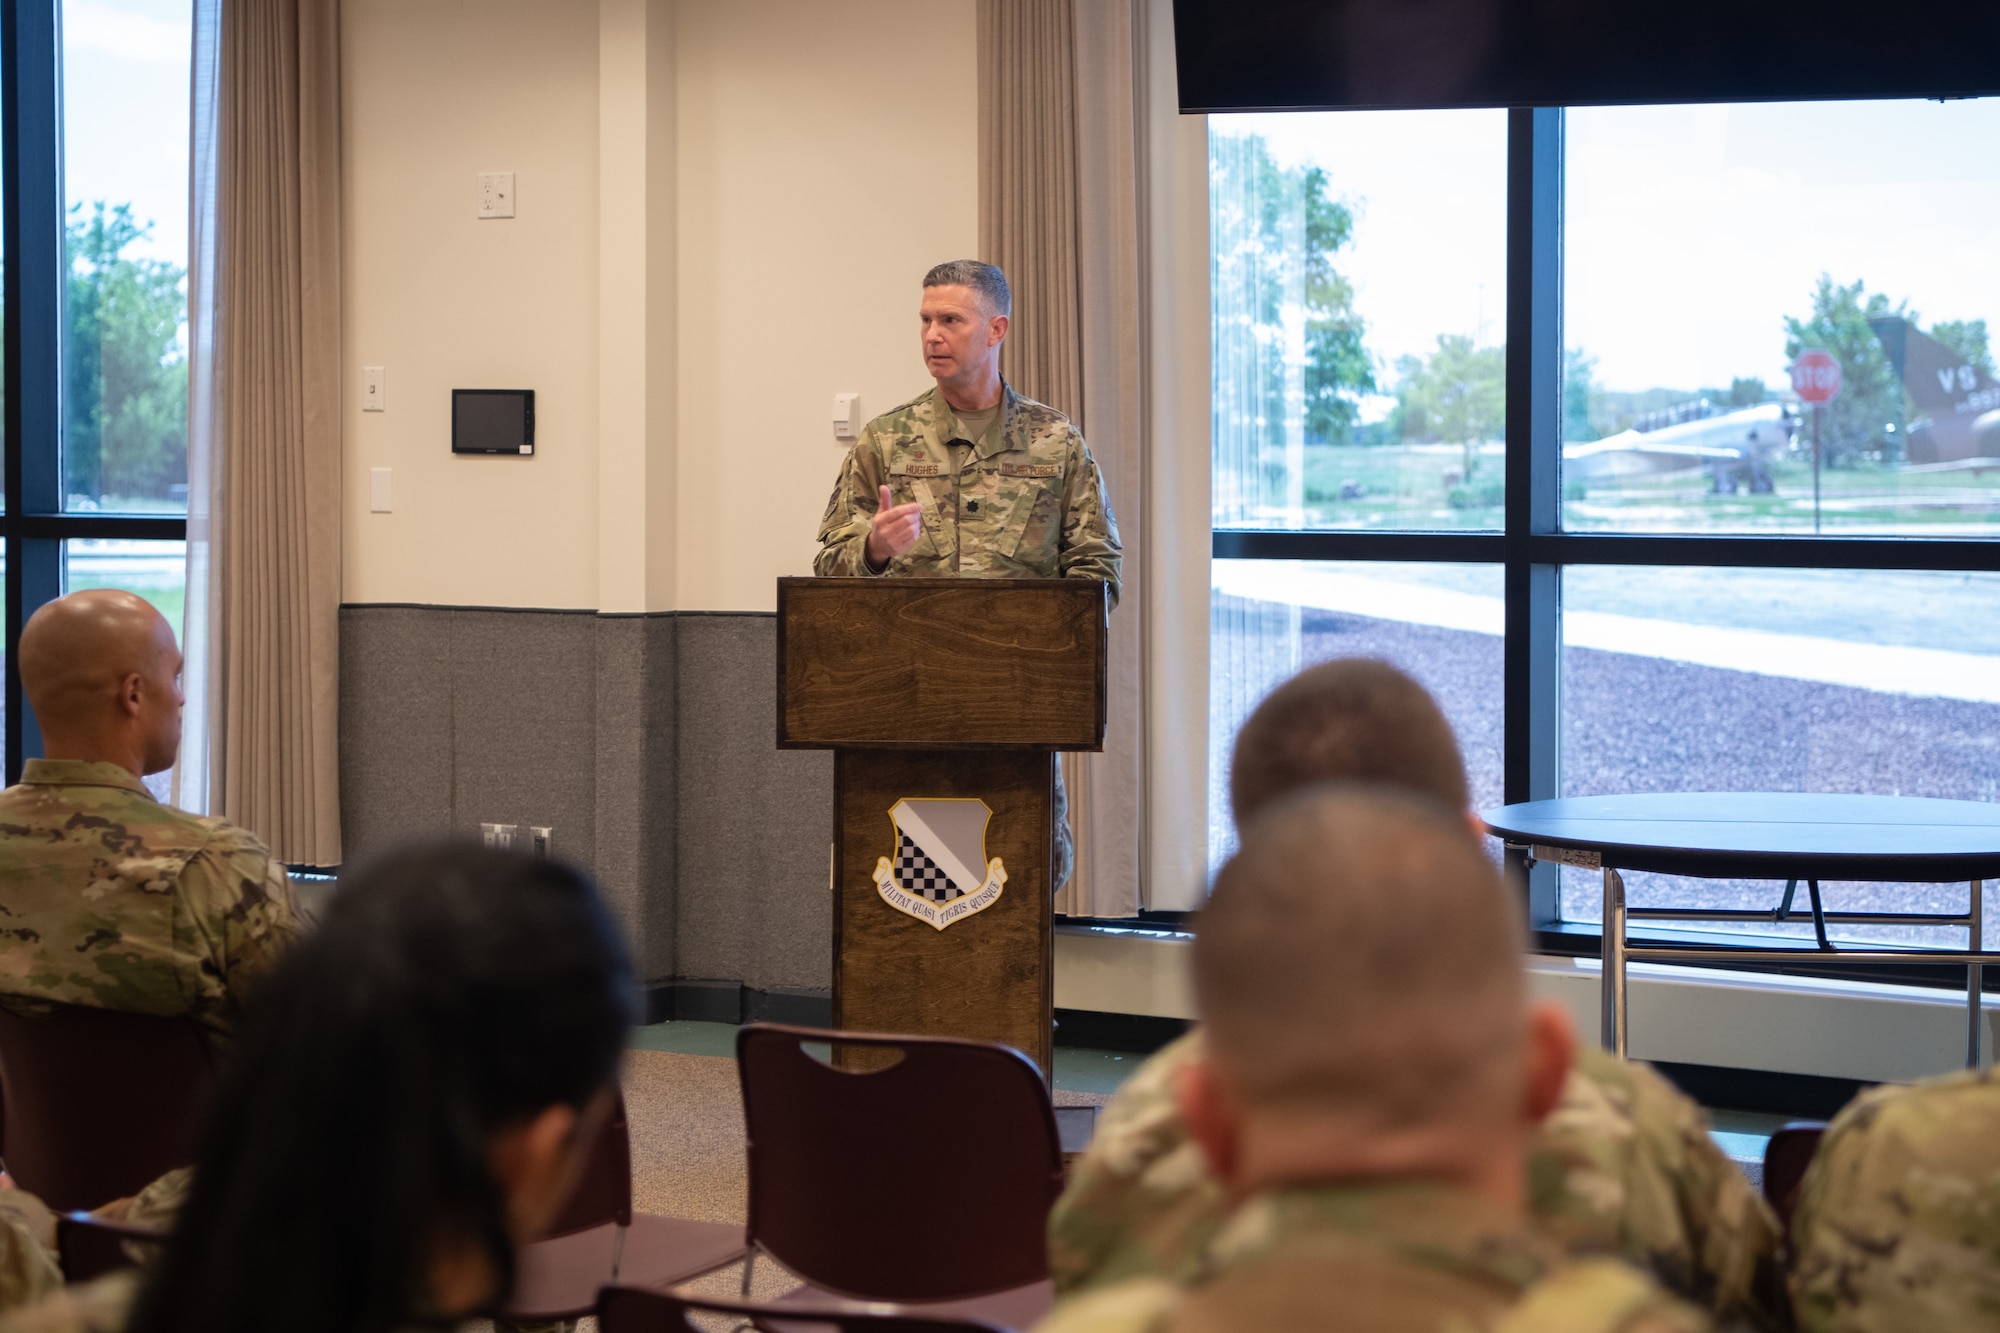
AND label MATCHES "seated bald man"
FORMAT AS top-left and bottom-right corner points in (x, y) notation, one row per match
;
(0, 591), (303, 1041)
(1047, 659), (1785, 1330)
(1037, 788), (1709, 1333)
